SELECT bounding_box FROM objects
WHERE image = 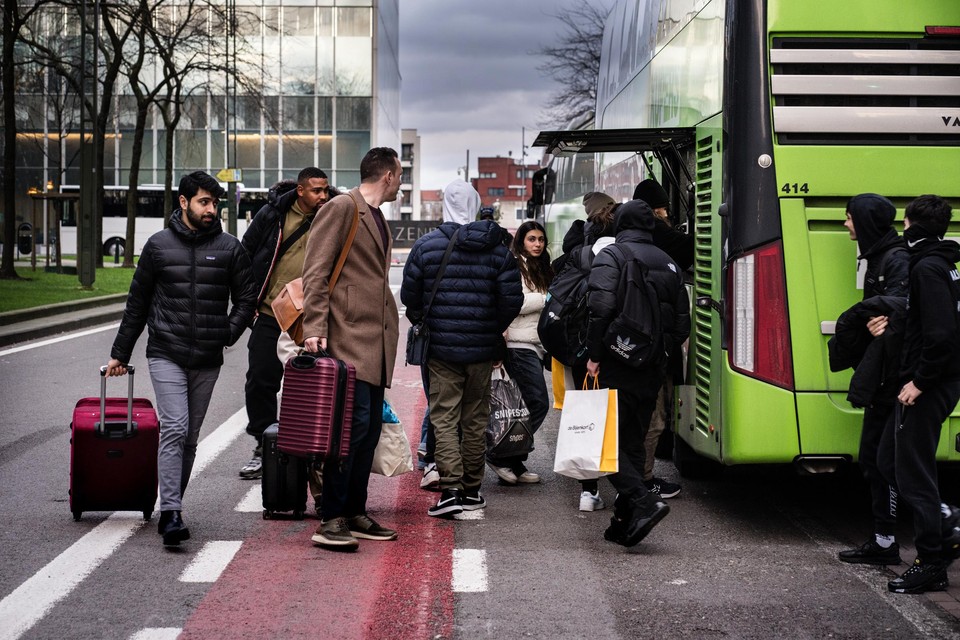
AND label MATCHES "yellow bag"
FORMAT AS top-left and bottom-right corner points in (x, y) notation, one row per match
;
(551, 359), (566, 409)
(599, 386), (619, 473)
